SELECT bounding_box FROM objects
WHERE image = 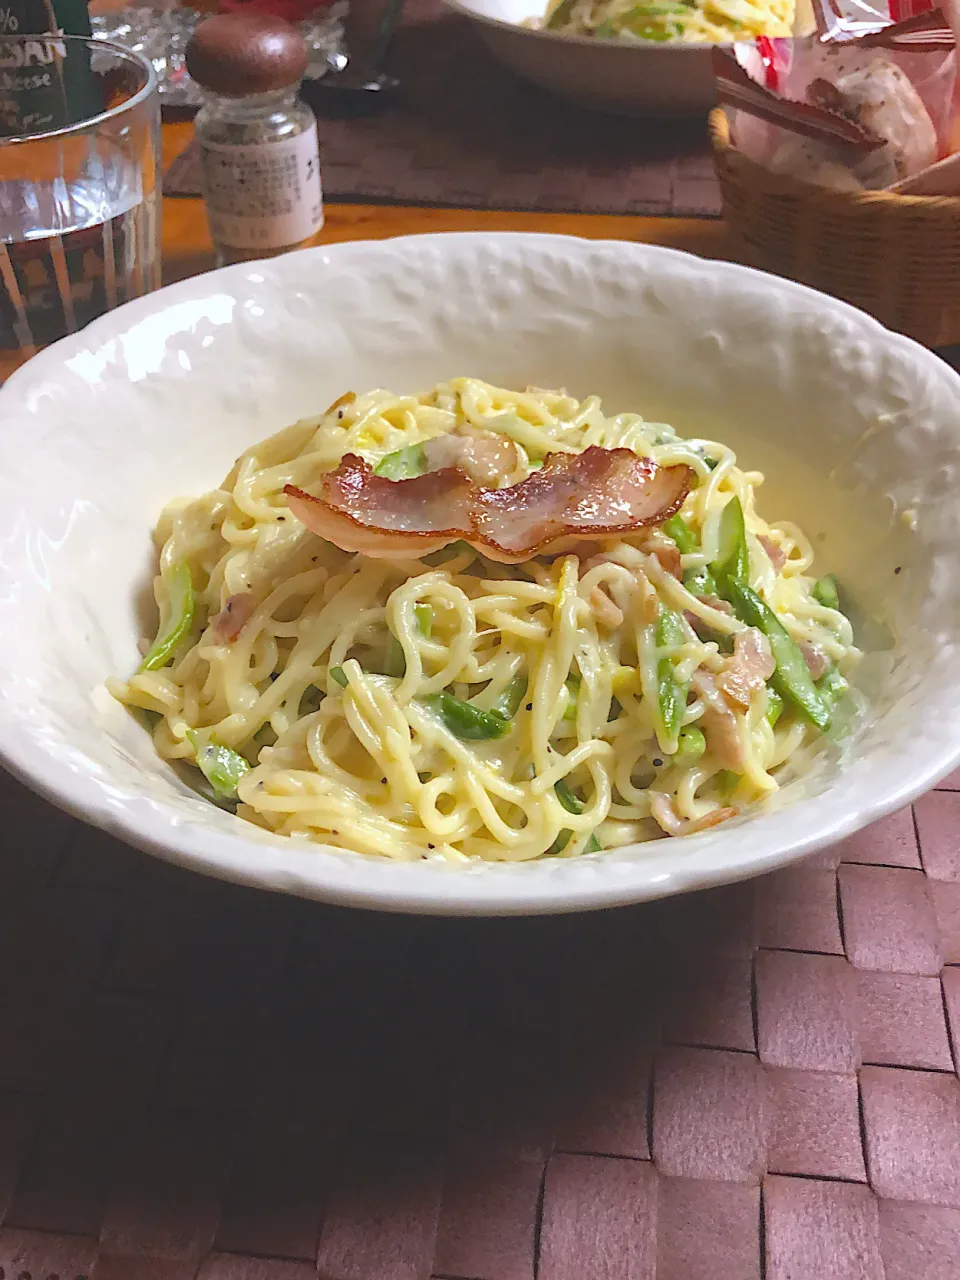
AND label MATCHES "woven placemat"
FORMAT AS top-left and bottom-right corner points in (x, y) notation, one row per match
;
(164, 0), (720, 217)
(0, 763), (958, 1279)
